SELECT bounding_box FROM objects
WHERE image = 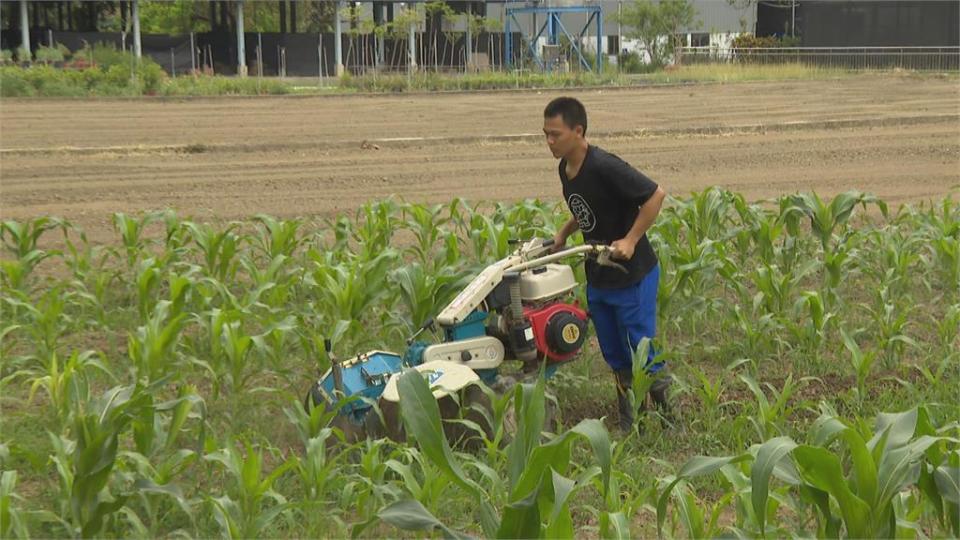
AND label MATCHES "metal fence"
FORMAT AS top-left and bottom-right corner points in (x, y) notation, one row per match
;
(678, 46), (960, 71)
